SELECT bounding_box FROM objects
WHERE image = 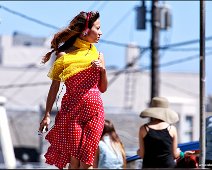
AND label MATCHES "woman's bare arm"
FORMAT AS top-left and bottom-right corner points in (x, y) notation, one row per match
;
(39, 80), (60, 132)
(44, 80), (60, 117)
(39, 52), (64, 132)
(170, 126), (181, 159)
(137, 126), (145, 158)
(92, 53), (108, 93)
